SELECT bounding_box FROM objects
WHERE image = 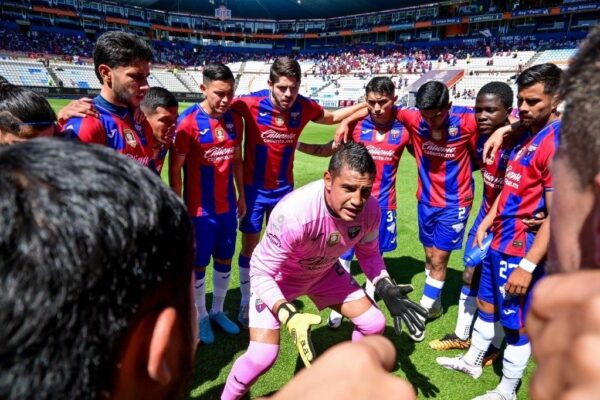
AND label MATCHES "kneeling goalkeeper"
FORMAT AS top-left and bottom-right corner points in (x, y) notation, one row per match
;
(222, 142), (426, 400)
